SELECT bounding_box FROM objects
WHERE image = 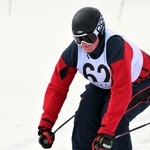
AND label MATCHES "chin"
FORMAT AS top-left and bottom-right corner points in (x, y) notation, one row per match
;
(86, 49), (94, 53)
